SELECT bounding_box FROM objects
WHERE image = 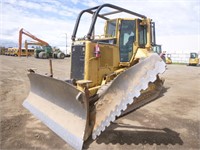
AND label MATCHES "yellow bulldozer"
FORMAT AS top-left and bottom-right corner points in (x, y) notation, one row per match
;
(23, 4), (166, 150)
(189, 52), (199, 66)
